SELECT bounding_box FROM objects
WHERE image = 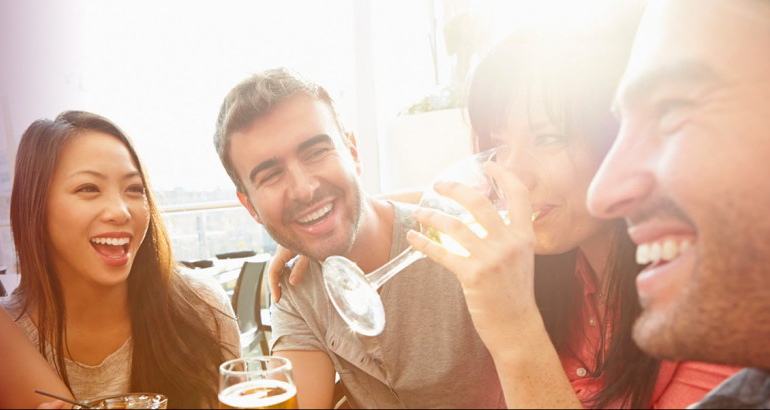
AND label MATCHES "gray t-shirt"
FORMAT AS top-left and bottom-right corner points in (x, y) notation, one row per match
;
(270, 202), (505, 409)
(691, 368), (770, 409)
